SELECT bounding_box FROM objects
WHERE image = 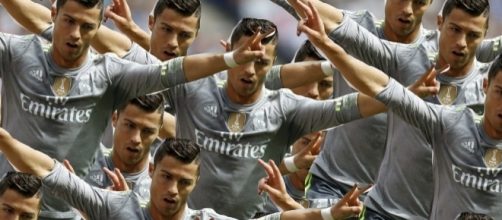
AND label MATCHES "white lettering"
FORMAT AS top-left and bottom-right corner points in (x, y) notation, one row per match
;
(19, 92), (93, 124)
(452, 164), (502, 193)
(196, 128), (266, 159)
